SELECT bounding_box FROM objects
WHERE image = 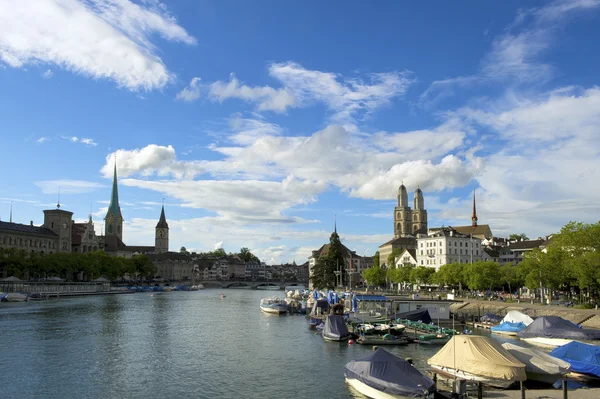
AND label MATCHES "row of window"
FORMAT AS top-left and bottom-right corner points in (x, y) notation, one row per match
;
(420, 249), (480, 256)
(0, 235), (57, 249)
(420, 240), (480, 248)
